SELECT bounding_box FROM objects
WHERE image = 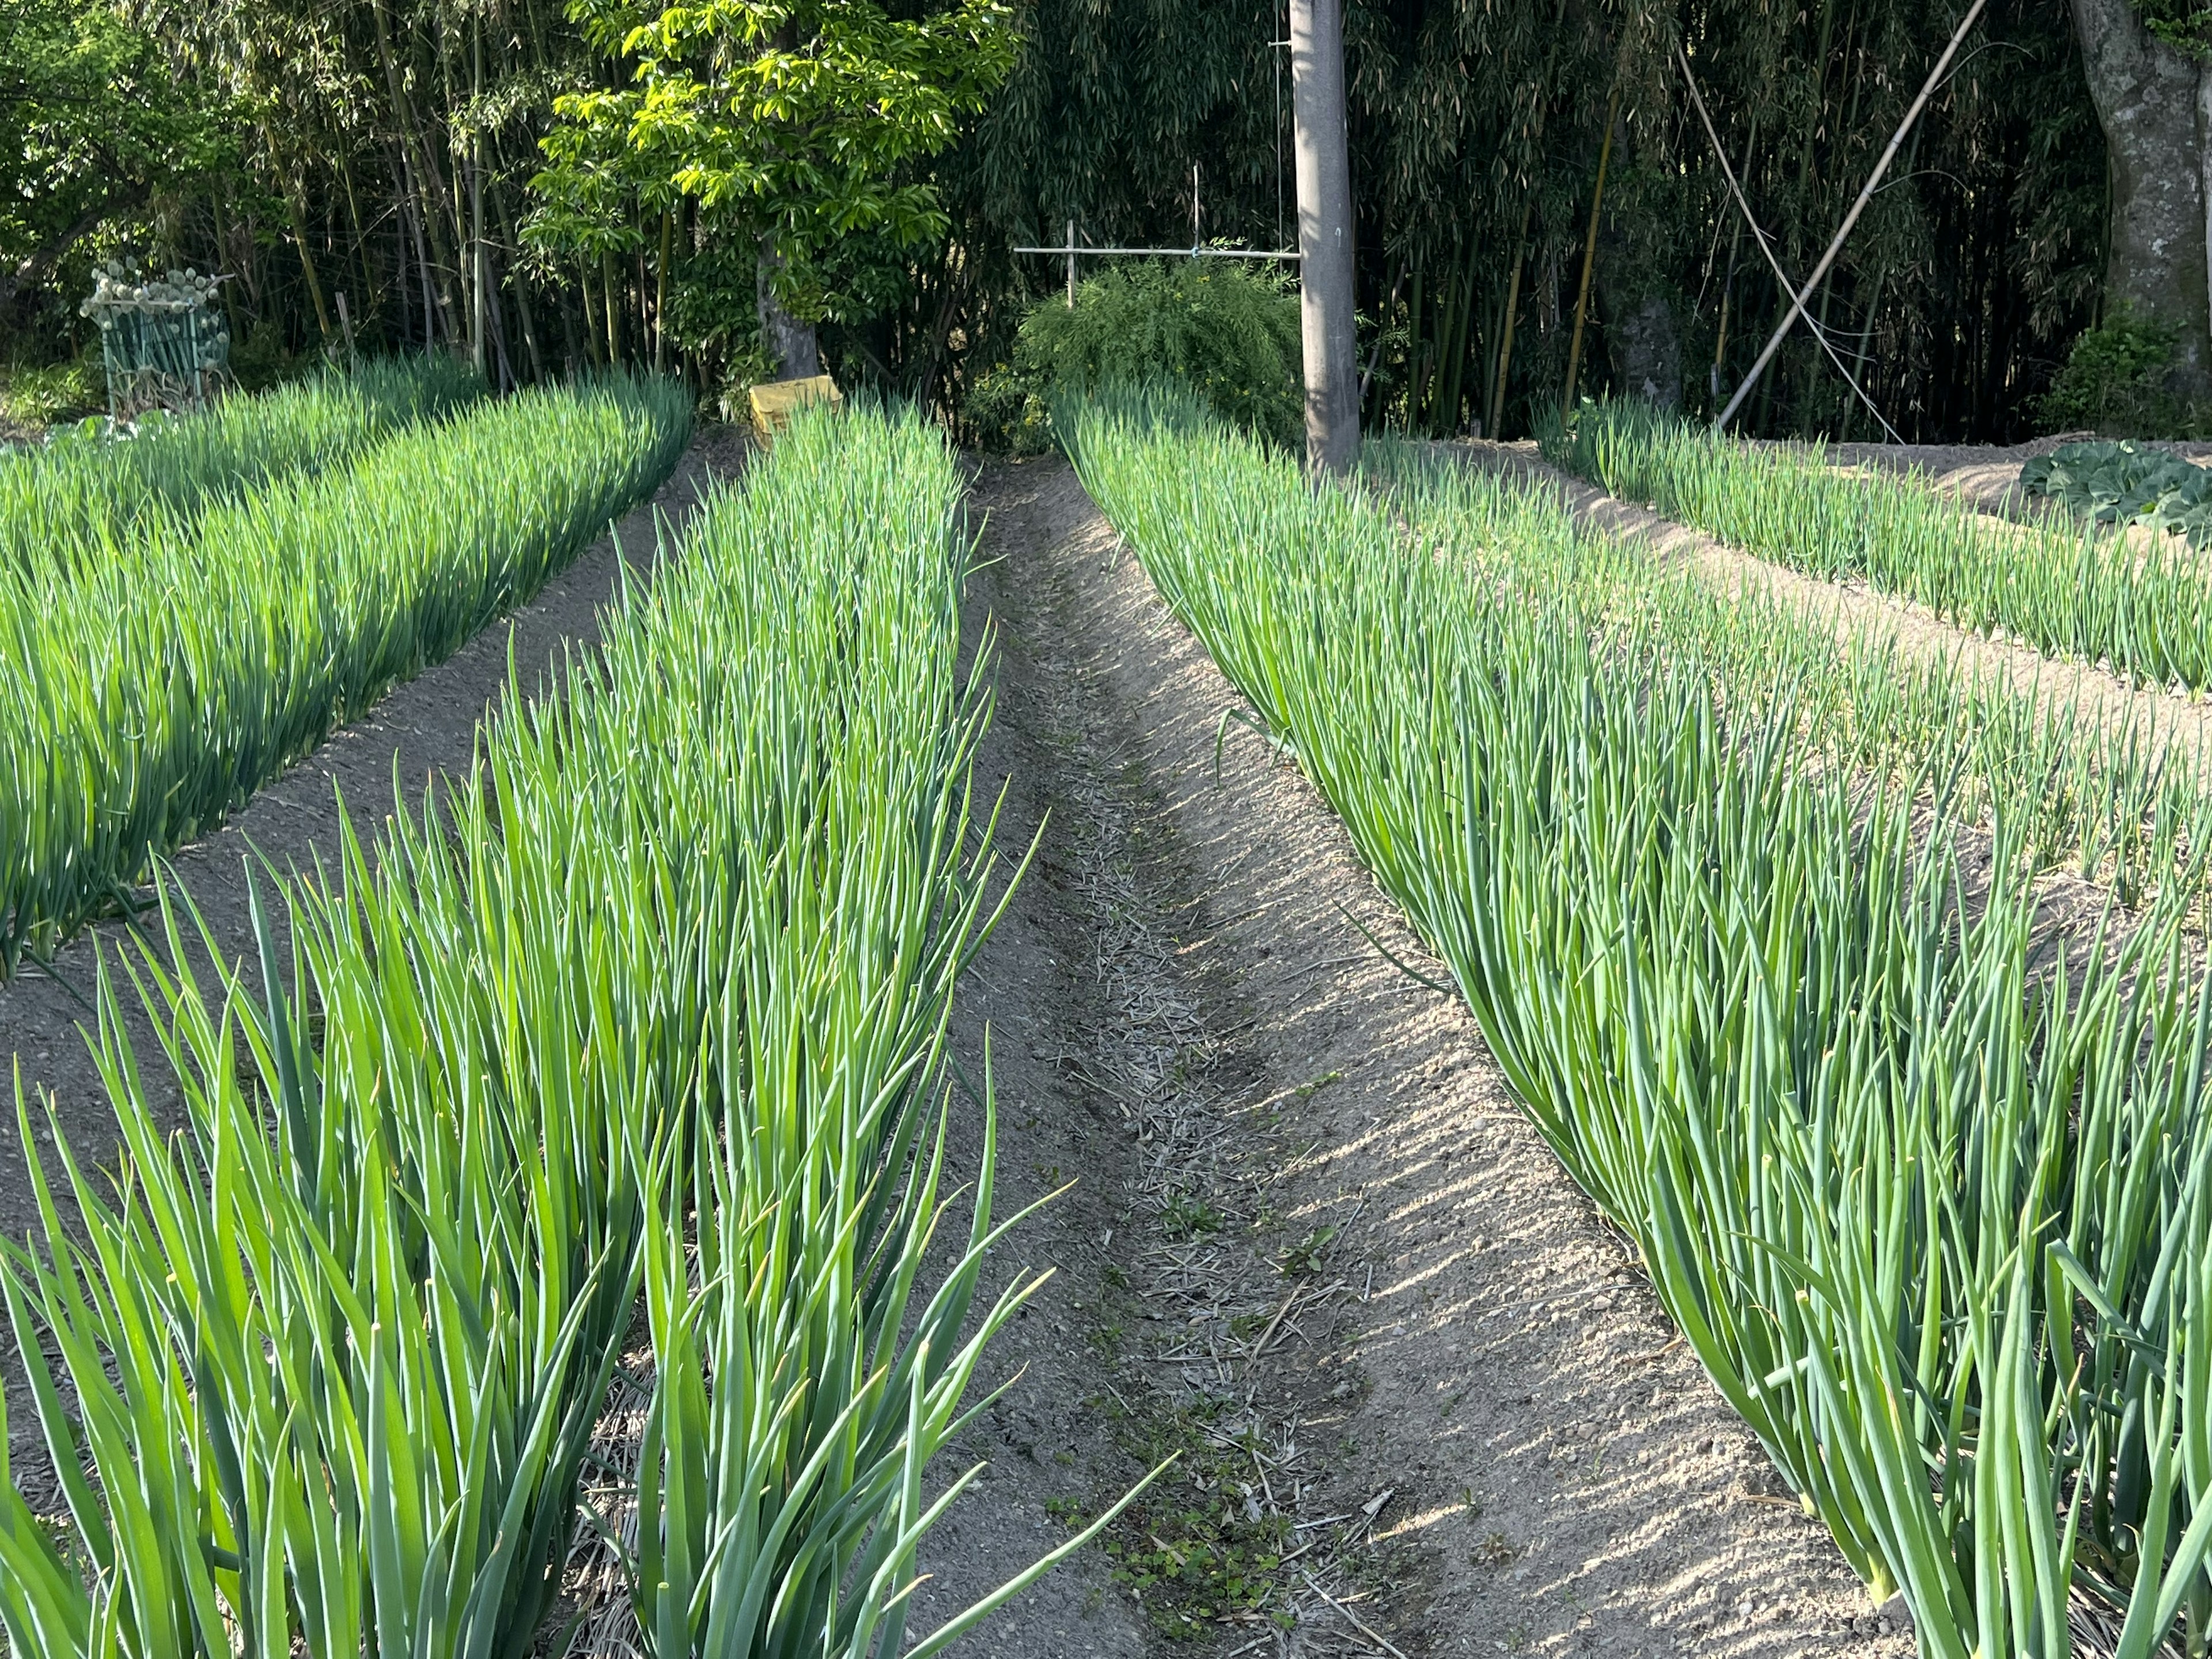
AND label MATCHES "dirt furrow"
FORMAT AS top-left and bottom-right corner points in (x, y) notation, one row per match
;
(916, 457), (1892, 1658)
(0, 425), (744, 1317)
(1456, 440), (2212, 777)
